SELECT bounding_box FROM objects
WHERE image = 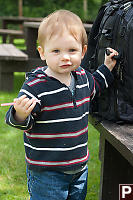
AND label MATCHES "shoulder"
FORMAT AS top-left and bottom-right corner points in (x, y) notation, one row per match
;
(74, 66), (87, 76)
(25, 66), (48, 87)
